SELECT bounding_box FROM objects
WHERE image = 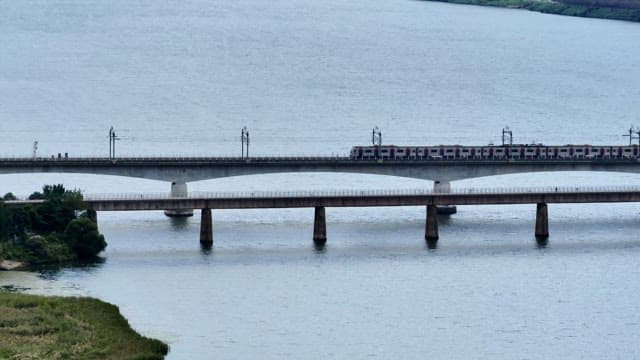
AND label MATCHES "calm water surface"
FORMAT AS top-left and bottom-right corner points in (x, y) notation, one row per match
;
(1, 0), (640, 358)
